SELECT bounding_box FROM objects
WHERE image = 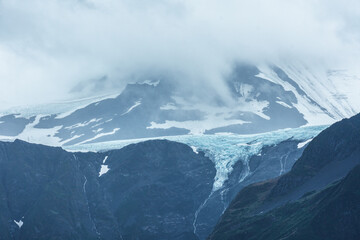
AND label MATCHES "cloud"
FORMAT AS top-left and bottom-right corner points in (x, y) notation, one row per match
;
(0, 0), (359, 108)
